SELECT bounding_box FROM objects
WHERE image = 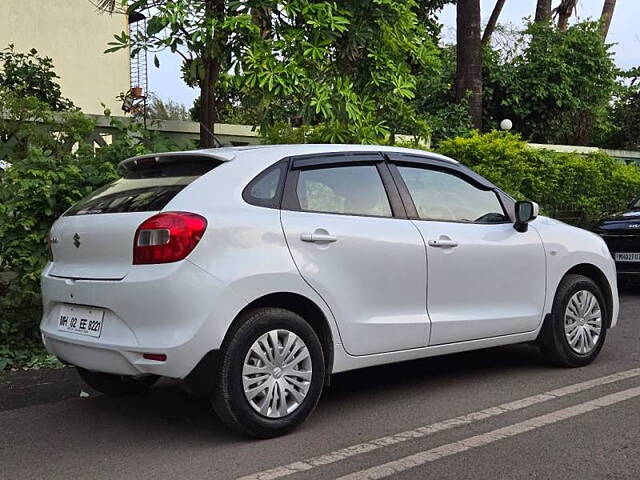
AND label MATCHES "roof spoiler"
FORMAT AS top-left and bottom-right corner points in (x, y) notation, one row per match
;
(118, 151), (235, 174)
